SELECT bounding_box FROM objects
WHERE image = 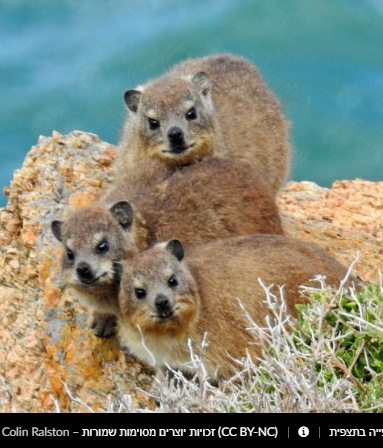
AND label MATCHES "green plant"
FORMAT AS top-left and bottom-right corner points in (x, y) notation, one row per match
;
(294, 282), (383, 412)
